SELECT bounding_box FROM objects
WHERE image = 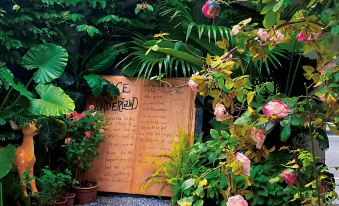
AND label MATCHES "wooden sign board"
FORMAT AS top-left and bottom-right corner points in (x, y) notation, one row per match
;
(85, 76), (196, 196)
